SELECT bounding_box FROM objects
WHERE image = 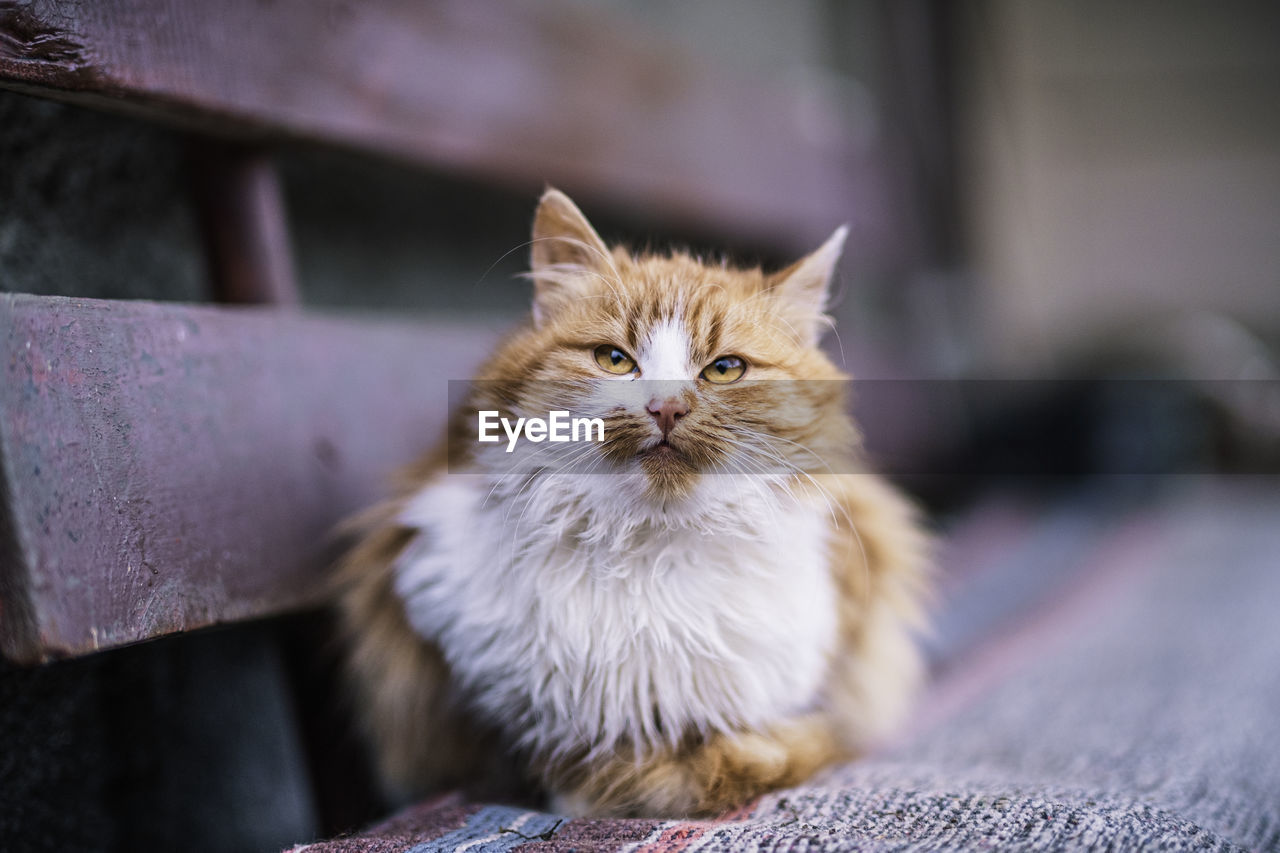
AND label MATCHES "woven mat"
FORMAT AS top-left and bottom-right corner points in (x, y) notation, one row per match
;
(295, 483), (1280, 852)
